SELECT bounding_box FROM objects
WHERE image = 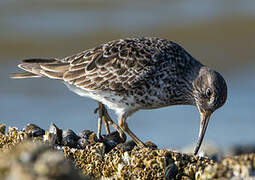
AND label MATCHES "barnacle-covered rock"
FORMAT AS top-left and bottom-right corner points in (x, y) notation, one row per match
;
(0, 126), (28, 151)
(0, 141), (89, 180)
(63, 144), (213, 179)
(1, 124), (255, 179)
(199, 153), (255, 179)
